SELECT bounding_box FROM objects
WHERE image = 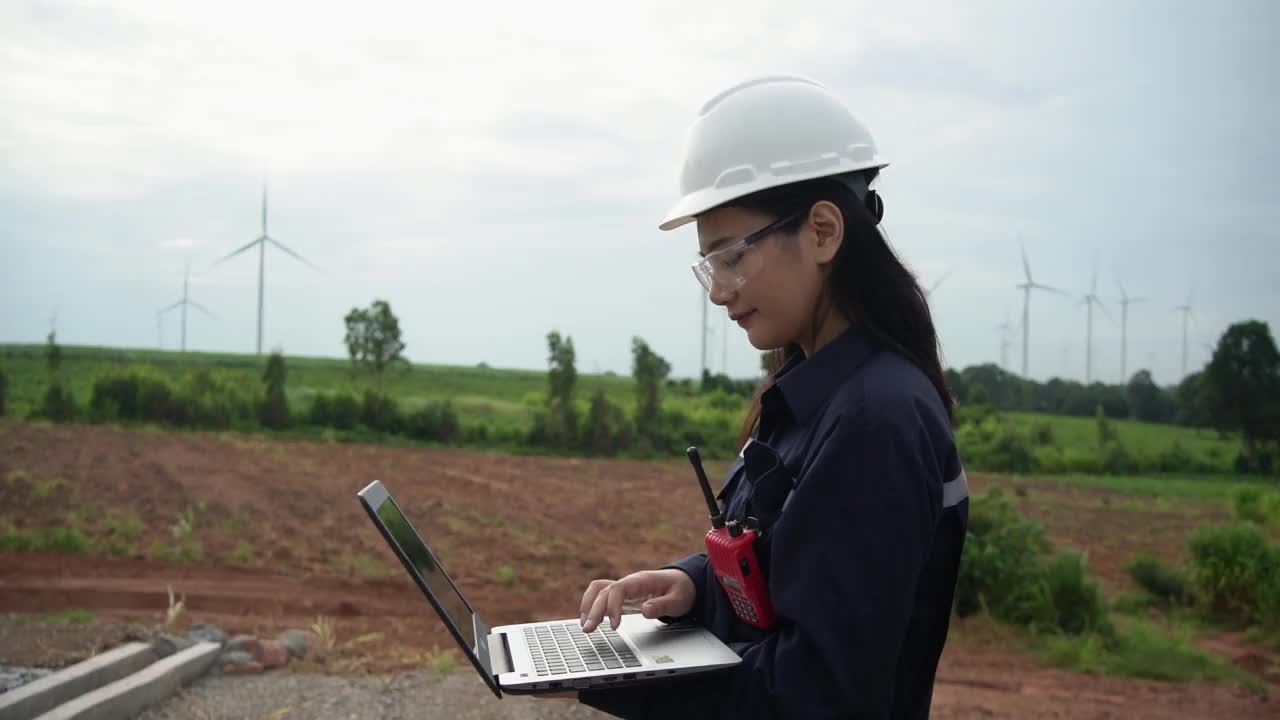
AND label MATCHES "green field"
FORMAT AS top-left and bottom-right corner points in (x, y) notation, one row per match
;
(0, 343), (1251, 472)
